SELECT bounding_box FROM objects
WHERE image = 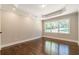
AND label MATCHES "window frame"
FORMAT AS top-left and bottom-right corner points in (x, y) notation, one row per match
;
(44, 19), (70, 34)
